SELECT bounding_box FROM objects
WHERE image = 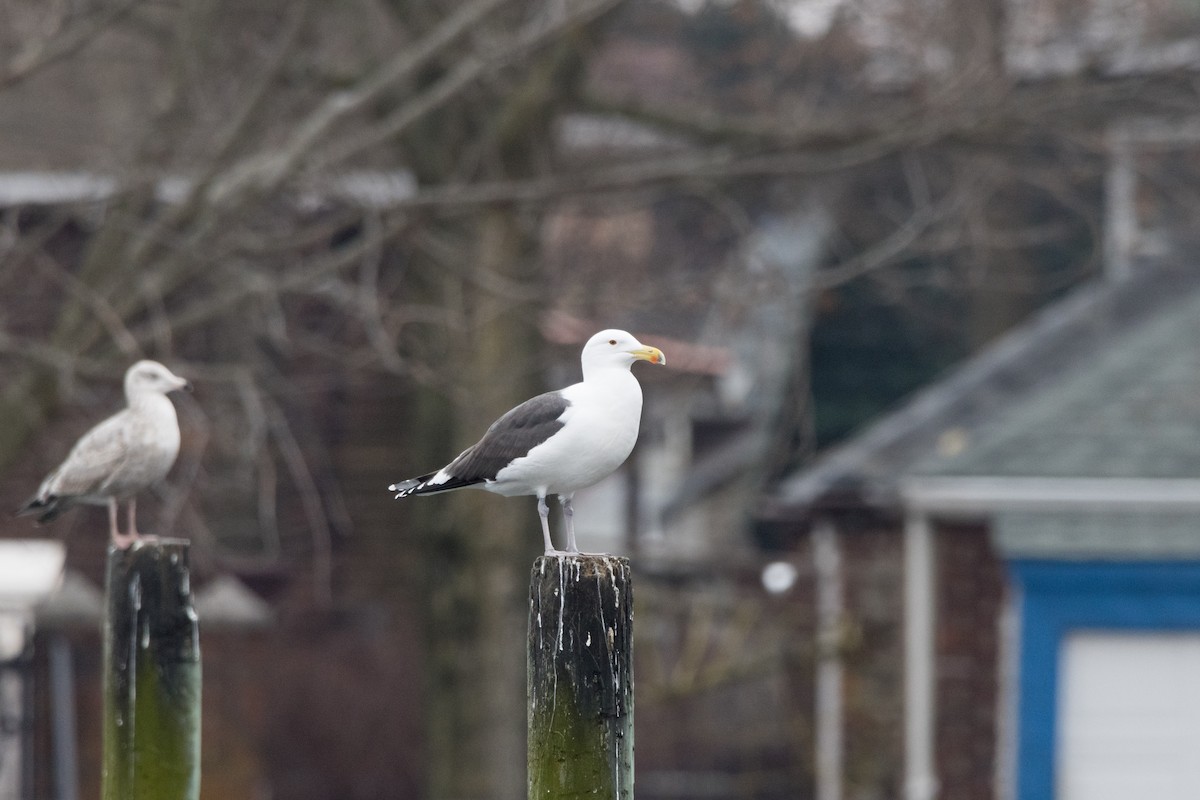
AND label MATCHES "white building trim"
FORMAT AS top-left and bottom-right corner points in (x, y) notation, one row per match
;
(904, 510), (938, 800)
(813, 519), (844, 800)
(903, 476), (1200, 515)
(0, 170), (416, 209)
